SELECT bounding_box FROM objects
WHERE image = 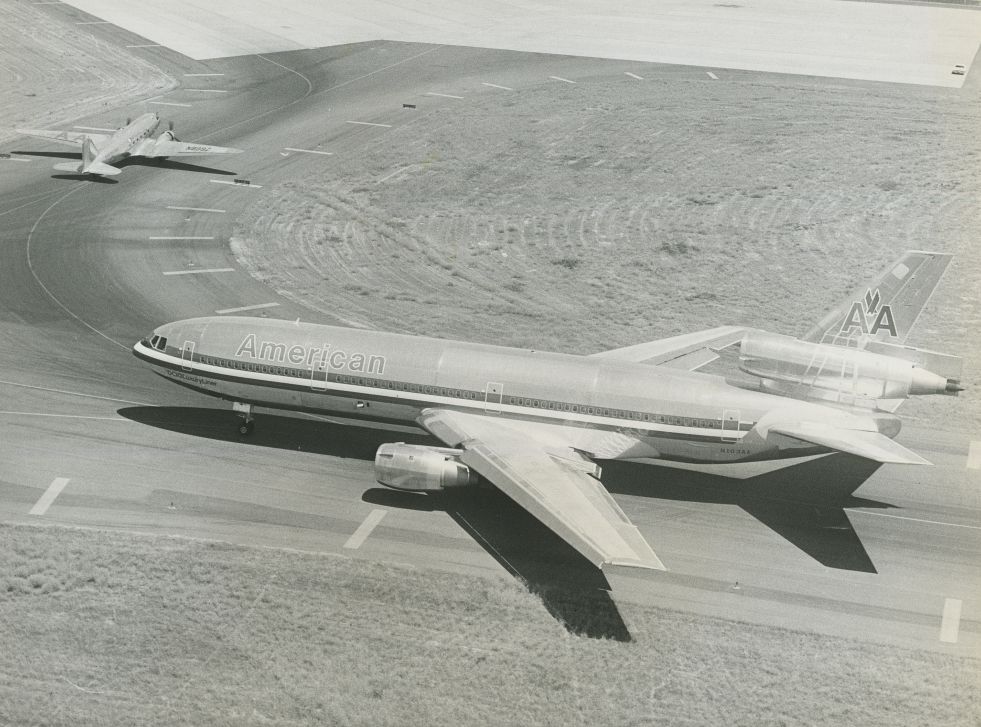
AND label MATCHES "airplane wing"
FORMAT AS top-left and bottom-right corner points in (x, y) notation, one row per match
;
(418, 408), (666, 572)
(140, 139), (243, 158)
(590, 326), (745, 371)
(766, 421), (931, 465)
(15, 128), (109, 148)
